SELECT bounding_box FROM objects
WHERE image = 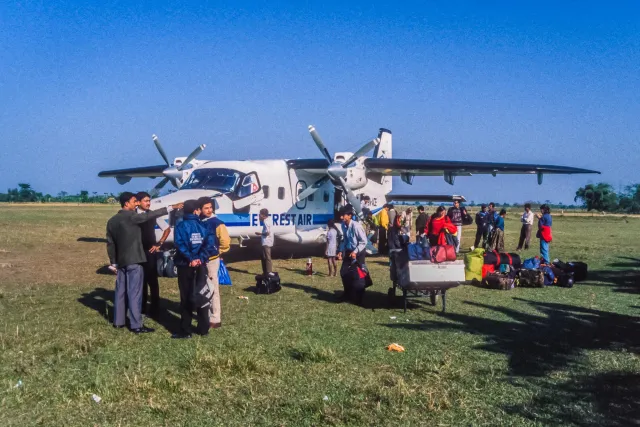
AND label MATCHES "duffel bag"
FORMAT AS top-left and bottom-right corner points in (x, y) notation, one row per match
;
(431, 245), (456, 263)
(551, 266), (575, 288)
(483, 272), (515, 290)
(498, 253), (521, 268)
(568, 262), (588, 282)
(484, 250), (499, 266)
(482, 263), (495, 278)
(517, 269), (545, 288)
(255, 272), (281, 294)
